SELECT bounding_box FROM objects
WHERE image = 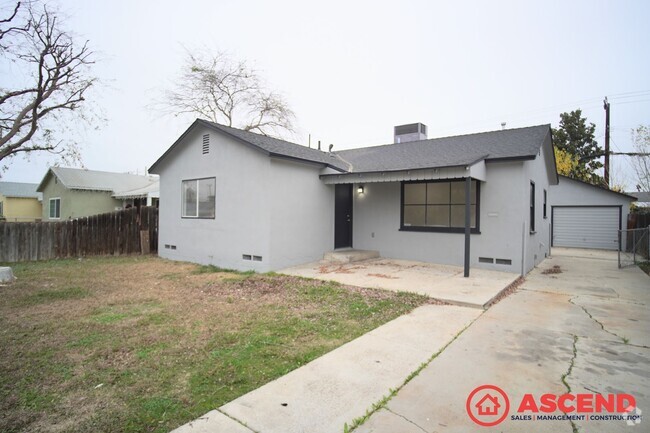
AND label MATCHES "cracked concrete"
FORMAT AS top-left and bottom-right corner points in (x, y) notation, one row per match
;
(356, 249), (649, 433)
